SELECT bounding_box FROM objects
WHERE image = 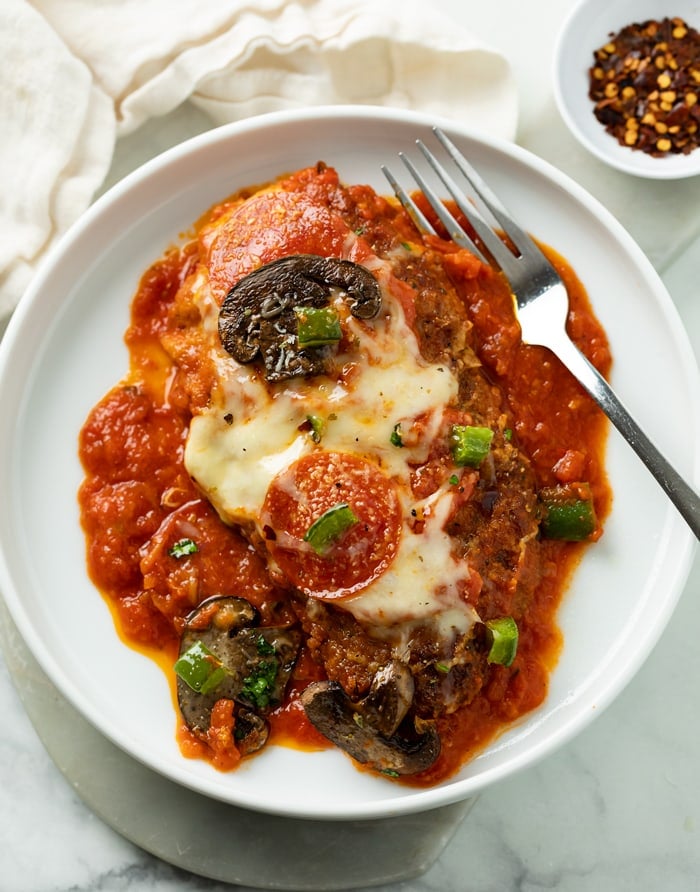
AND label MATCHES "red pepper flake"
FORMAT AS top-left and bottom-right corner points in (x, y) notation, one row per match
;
(588, 16), (700, 157)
